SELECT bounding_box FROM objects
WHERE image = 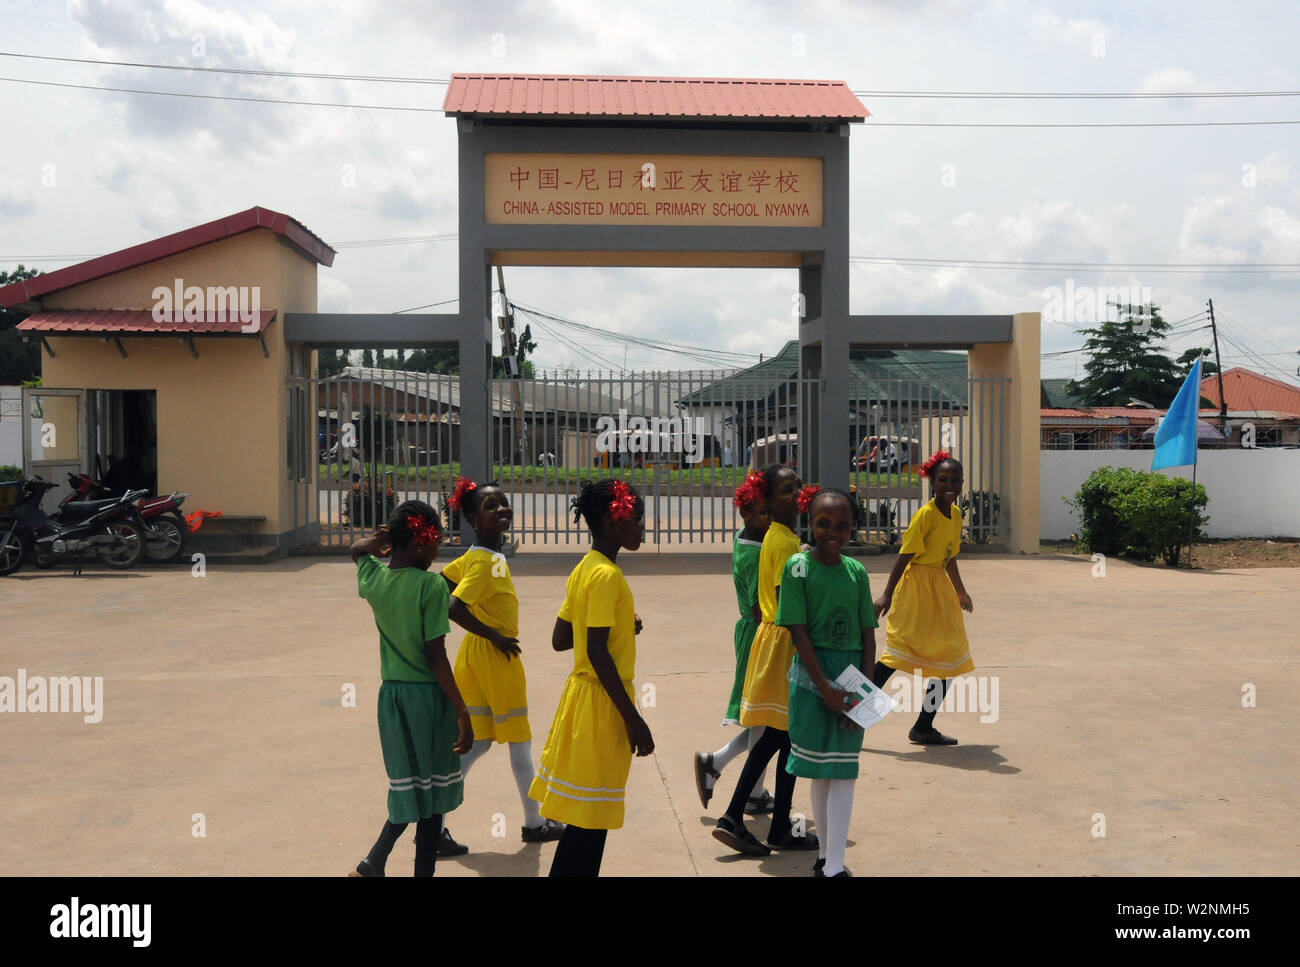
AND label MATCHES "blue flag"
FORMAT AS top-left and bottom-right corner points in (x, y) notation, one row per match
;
(1152, 358), (1202, 470)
